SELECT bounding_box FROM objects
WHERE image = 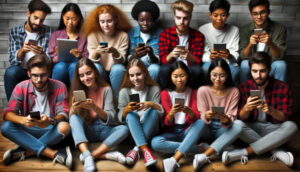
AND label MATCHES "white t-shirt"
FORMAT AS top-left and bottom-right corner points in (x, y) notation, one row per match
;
(131, 87), (148, 122)
(257, 91), (266, 122)
(177, 34), (189, 65)
(257, 42), (266, 52)
(168, 87), (192, 124)
(139, 32), (151, 65)
(21, 30), (38, 69)
(32, 89), (51, 118)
